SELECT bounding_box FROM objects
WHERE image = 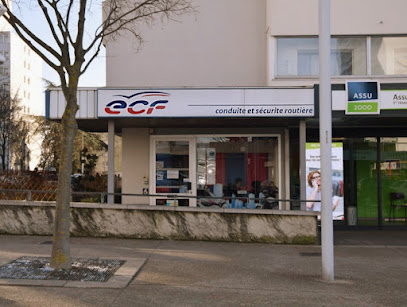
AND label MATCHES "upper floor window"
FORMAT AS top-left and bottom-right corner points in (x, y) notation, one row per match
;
(0, 51), (9, 61)
(371, 37), (407, 75)
(0, 67), (9, 76)
(277, 37), (366, 77)
(276, 36), (407, 77)
(0, 33), (9, 44)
